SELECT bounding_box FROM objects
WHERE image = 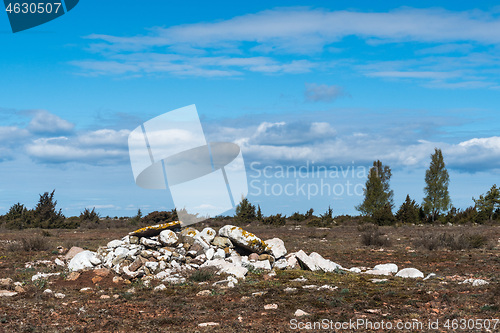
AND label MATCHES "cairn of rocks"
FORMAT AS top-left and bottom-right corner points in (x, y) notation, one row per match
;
(66, 222), (344, 285)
